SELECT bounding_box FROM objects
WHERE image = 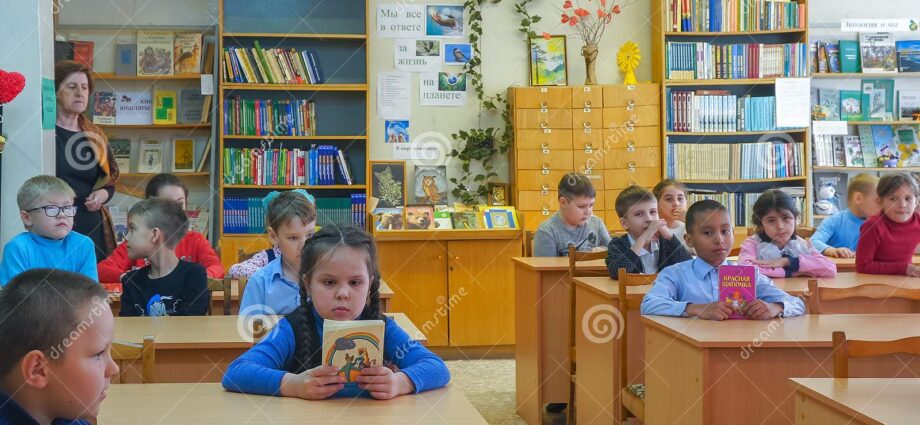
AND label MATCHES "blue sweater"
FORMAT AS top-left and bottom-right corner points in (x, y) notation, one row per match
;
(0, 232), (98, 286)
(810, 210), (865, 253)
(222, 308), (450, 397)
